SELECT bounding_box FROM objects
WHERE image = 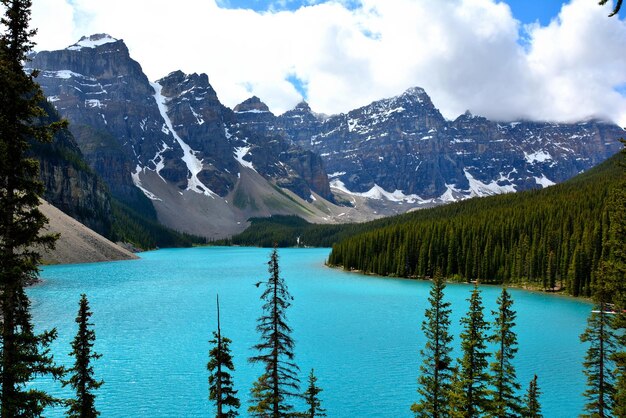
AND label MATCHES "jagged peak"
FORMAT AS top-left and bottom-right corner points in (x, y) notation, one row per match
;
(294, 100), (311, 112)
(165, 69), (186, 79)
(455, 109), (488, 122)
(234, 96), (271, 113)
(356, 86), (432, 114)
(160, 70), (209, 85)
(402, 86), (427, 97)
(67, 34), (120, 51)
